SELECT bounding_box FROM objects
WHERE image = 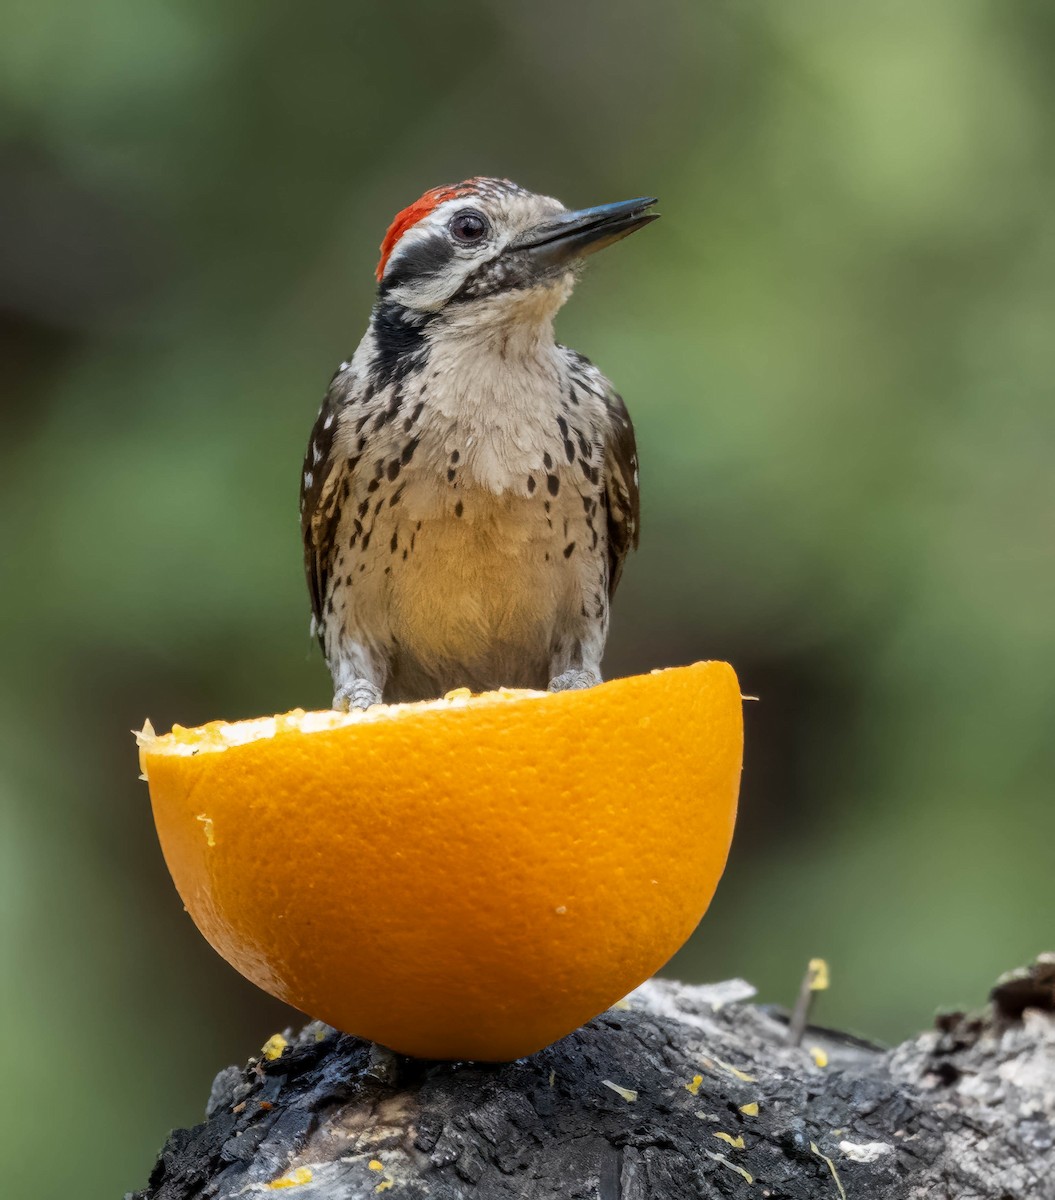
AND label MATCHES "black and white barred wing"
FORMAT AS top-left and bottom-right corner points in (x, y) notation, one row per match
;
(602, 388), (640, 599)
(299, 389), (347, 646)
